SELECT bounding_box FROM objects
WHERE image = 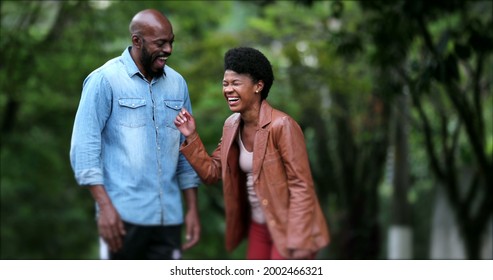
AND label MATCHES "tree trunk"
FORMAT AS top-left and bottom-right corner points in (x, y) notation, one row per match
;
(388, 90), (412, 259)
